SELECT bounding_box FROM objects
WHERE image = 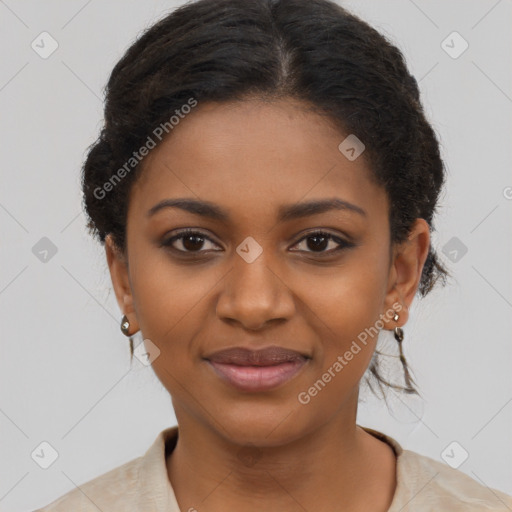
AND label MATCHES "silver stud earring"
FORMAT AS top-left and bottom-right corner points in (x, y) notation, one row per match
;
(120, 315), (131, 336)
(392, 311), (404, 343)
